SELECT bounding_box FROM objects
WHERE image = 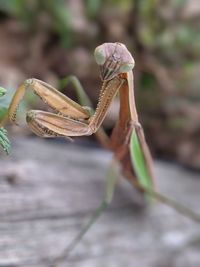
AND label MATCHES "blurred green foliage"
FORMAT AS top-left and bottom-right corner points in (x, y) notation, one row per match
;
(0, 87), (10, 154)
(0, 0), (72, 46)
(0, 86), (8, 121)
(0, 0), (115, 47)
(85, 0), (101, 18)
(0, 87), (14, 121)
(0, 0), (198, 60)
